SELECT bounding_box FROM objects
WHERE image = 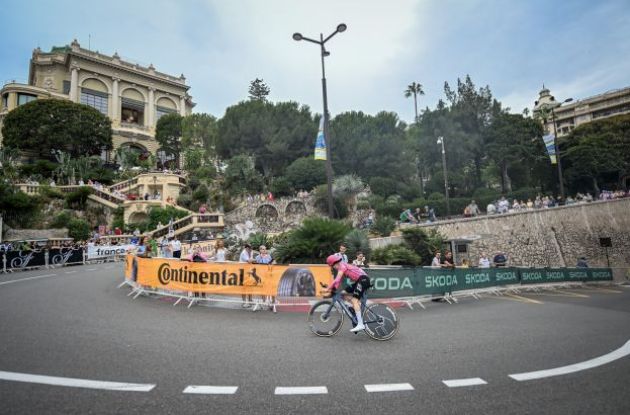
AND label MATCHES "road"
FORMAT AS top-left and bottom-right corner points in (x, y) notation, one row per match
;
(1, 263), (629, 414)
